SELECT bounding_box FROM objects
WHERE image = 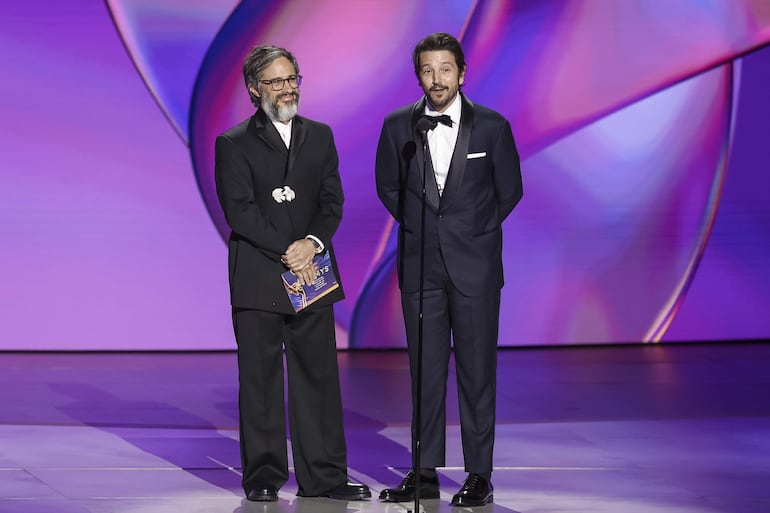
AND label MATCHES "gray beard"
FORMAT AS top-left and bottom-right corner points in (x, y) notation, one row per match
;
(262, 96), (298, 123)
